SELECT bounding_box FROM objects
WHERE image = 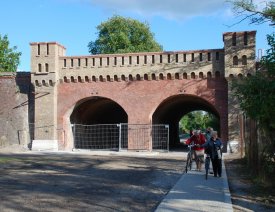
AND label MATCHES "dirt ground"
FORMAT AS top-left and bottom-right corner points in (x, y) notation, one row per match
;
(1, 146), (275, 212)
(0, 151), (185, 212)
(224, 153), (275, 212)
